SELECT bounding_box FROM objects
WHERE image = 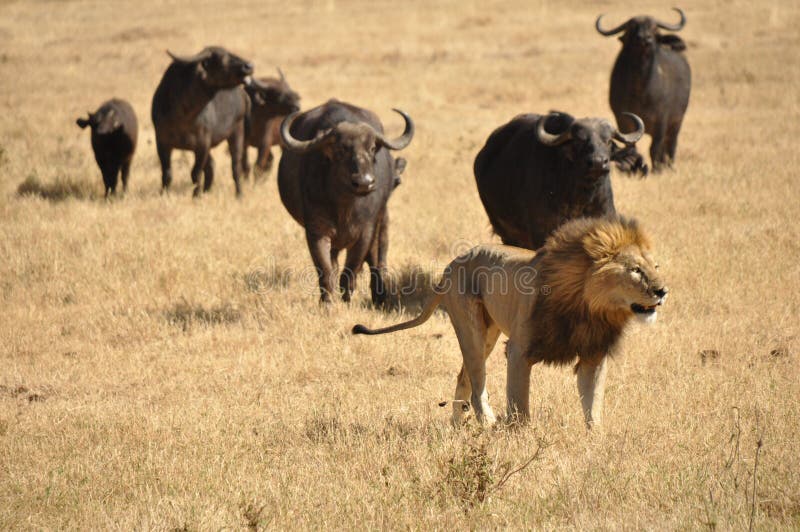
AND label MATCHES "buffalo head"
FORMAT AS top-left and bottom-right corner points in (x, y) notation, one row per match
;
(537, 111), (647, 177)
(76, 107), (121, 135)
(246, 69), (301, 115)
(167, 46), (253, 89)
(281, 109), (414, 195)
(596, 7), (687, 55)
